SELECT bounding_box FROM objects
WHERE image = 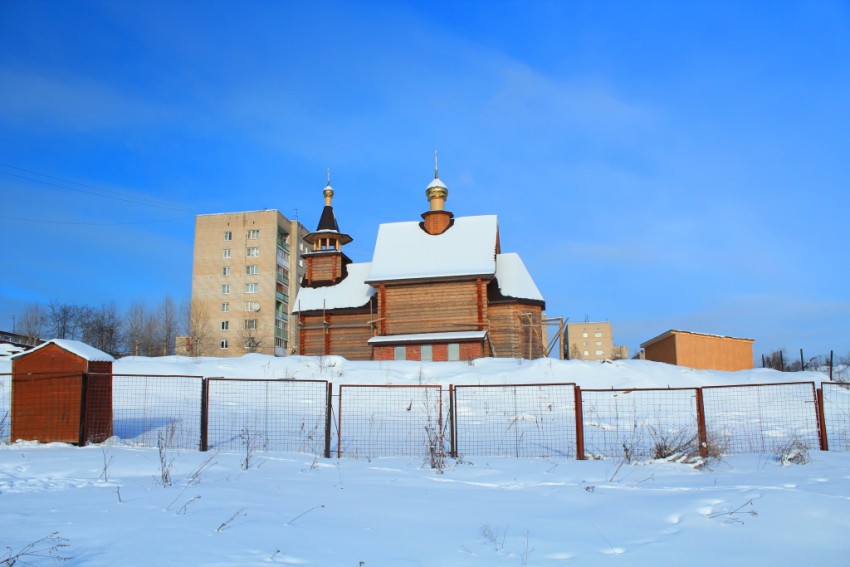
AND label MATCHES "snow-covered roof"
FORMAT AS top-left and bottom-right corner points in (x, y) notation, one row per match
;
(367, 215), (498, 282)
(11, 338), (115, 362)
(293, 263), (376, 312)
(367, 330), (488, 344)
(494, 253), (544, 303)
